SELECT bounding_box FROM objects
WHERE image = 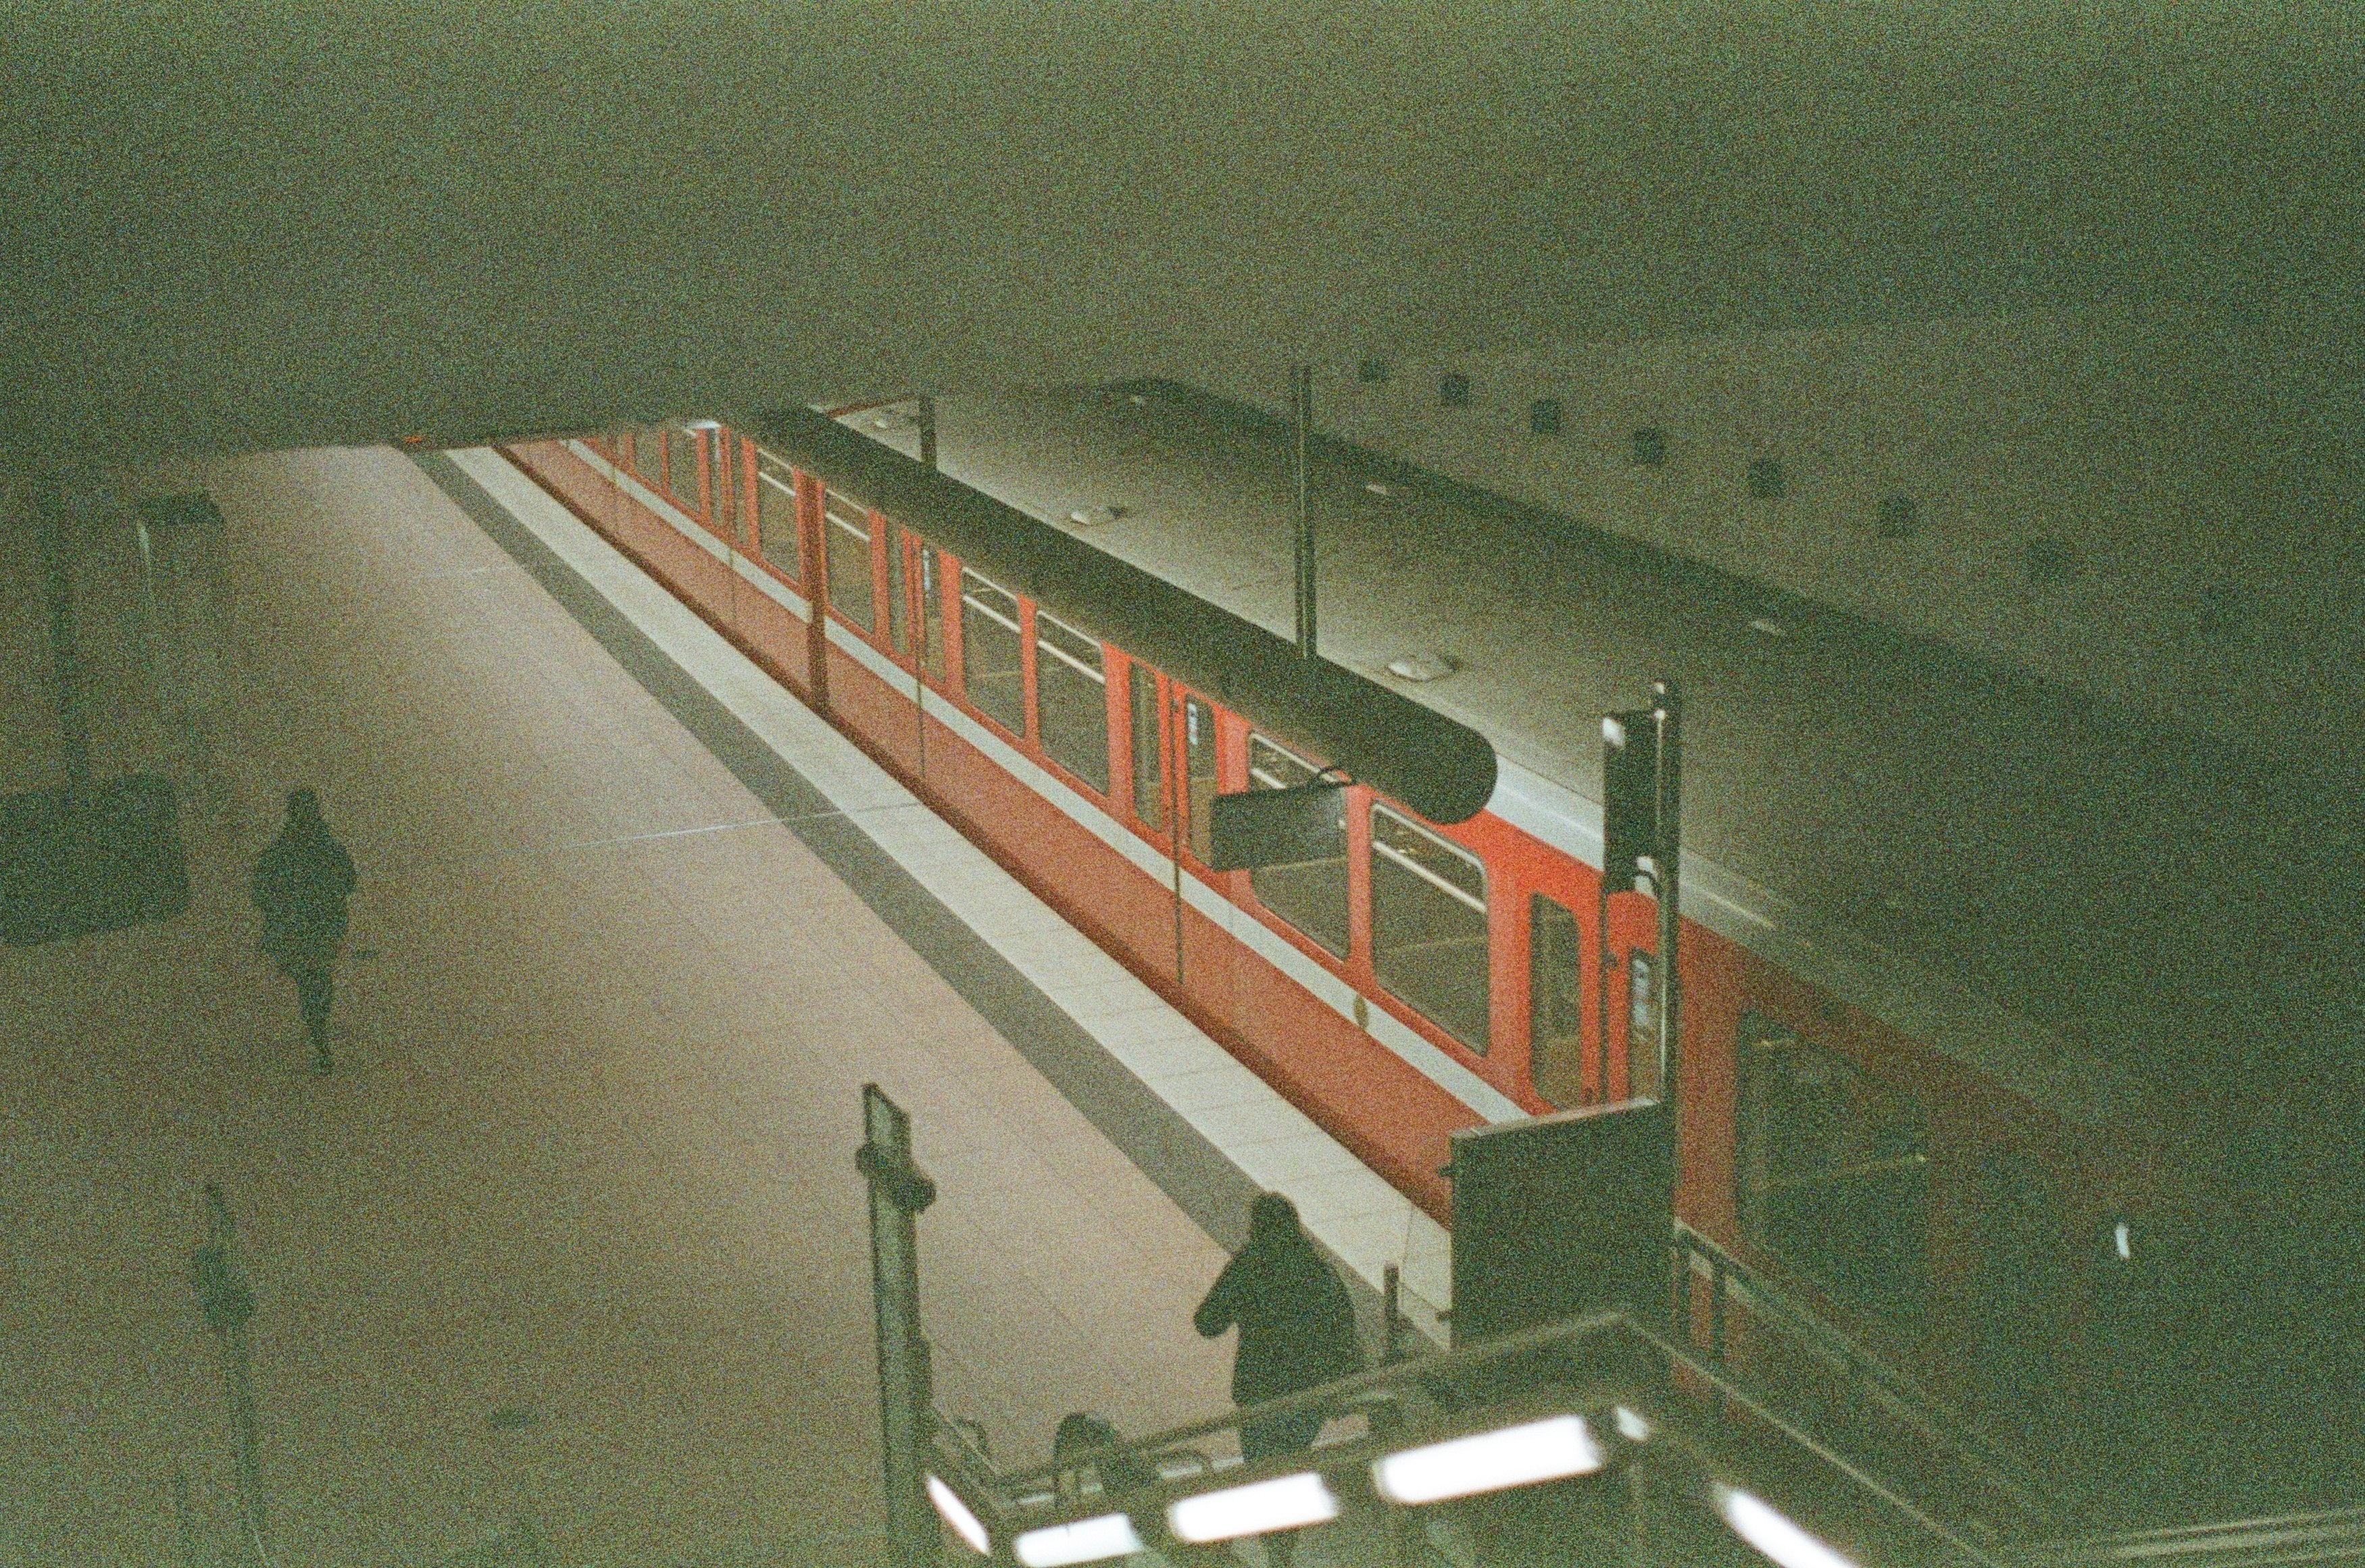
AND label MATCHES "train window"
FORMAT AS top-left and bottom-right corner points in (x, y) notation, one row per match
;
(710, 430), (738, 544)
(918, 545), (946, 682)
(1370, 807), (1489, 1052)
(1185, 695), (1218, 861)
(1247, 734), (1349, 957)
(666, 426), (702, 511)
(1737, 1018), (1929, 1314)
(960, 570), (1026, 735)
(632, 428), (662, 488)
(1528, 894), (1585, 1107)
(824, 488), (875, 632)
(1128, 665), (1164, 831)
(1034, 610), (1110, 792)
(885, 522), (910, 656)
(753, 450), (801, 579)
